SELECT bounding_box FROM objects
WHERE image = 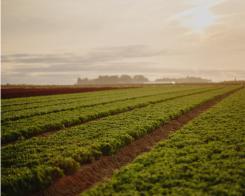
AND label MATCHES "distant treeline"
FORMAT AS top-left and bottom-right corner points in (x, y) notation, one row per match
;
(155, 76), (212, 83)
(77, 75), (212, 85)
(77, 75), (149, 84)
